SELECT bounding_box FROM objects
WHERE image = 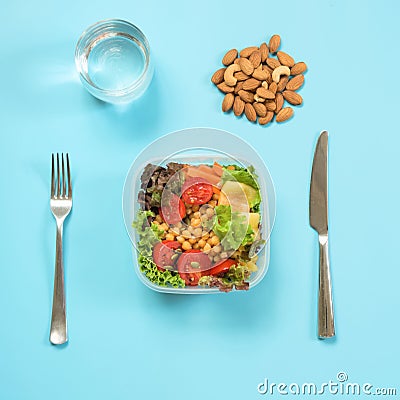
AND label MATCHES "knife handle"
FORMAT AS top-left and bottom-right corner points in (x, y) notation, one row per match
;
(318, 234), (335, 338)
